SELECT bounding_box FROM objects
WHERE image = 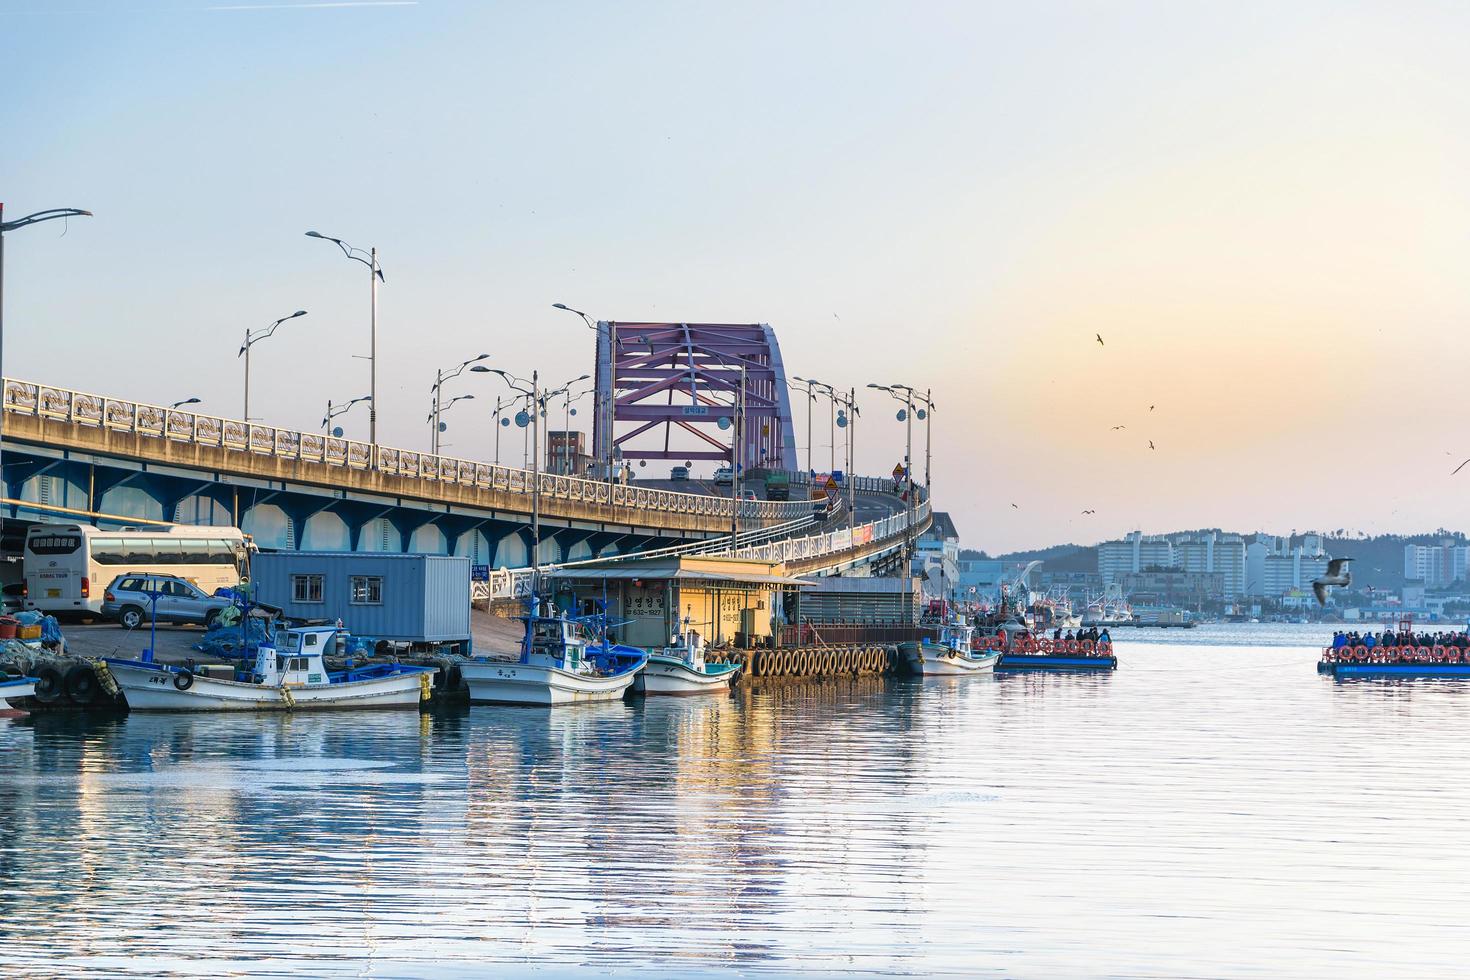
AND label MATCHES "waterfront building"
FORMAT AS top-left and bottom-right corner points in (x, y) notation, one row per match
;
(1403, 542), (1470, 589)
(1098, 532), (1174, 585)
(1245, 538), (1331, 599)
(1171, 531), (1246, 599)
(1118, 569), (1224, 607)
(913, 512), (960, 594)
(546, 430), (591, 476)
